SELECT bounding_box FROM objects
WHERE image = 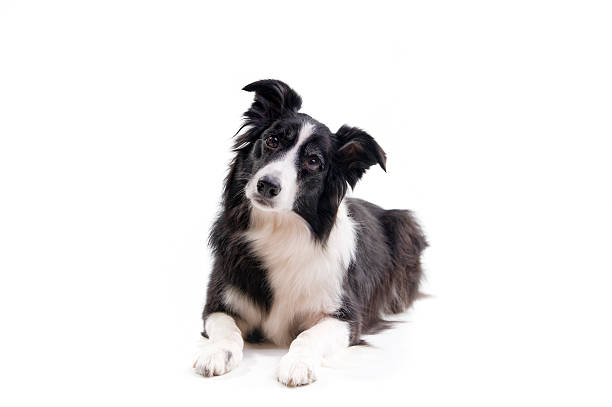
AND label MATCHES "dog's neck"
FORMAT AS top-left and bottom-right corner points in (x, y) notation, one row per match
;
(241, 200), (357, 345)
